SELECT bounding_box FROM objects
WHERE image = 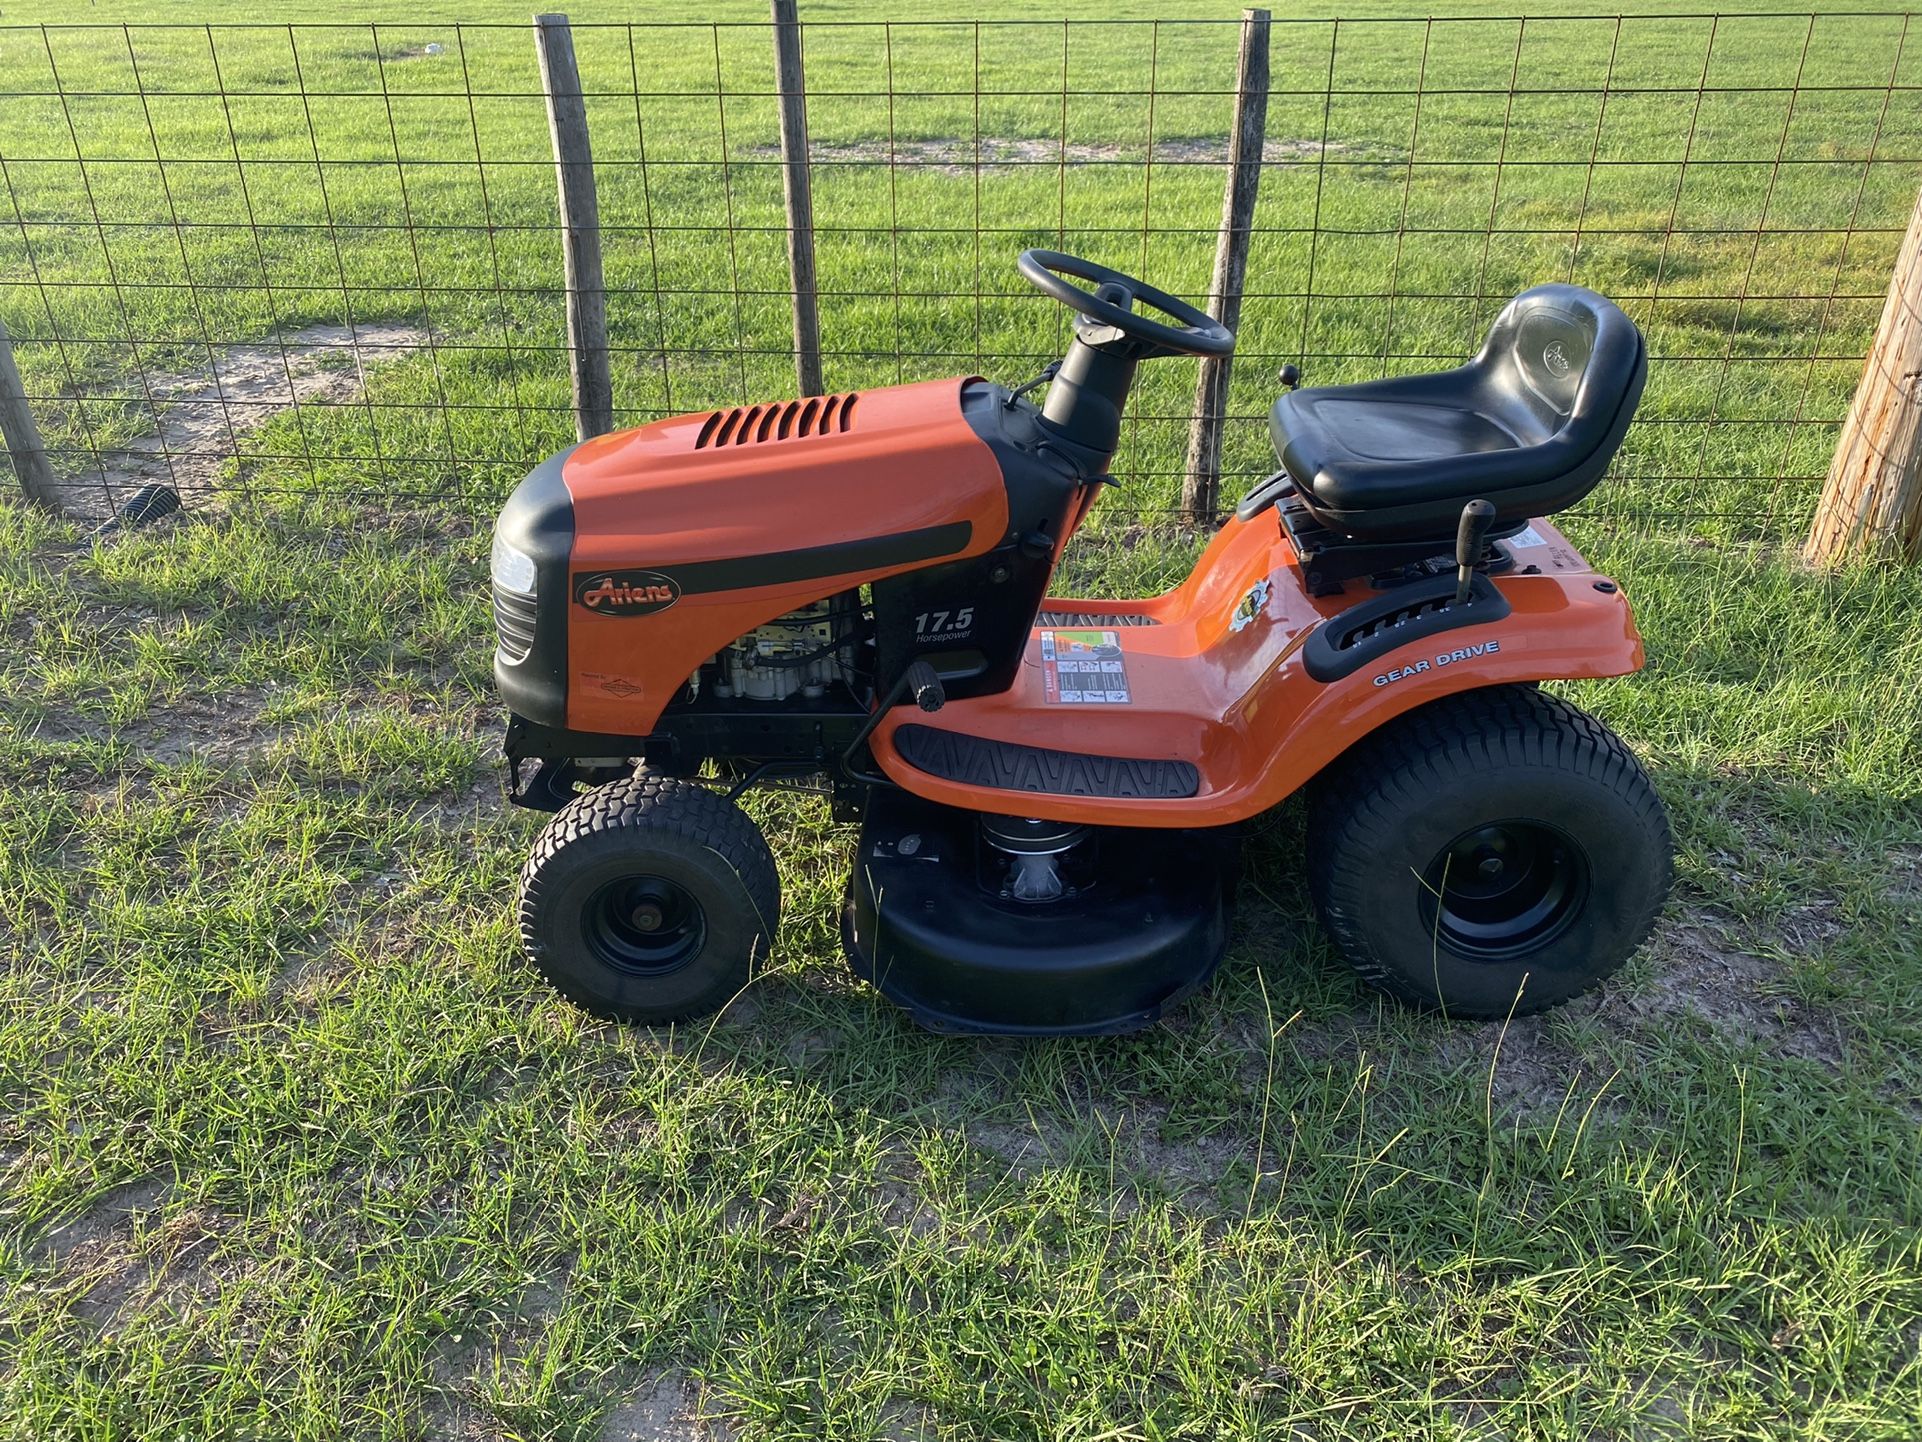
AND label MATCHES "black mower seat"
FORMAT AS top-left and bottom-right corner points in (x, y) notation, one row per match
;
(1267, 284), (1646, 542)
